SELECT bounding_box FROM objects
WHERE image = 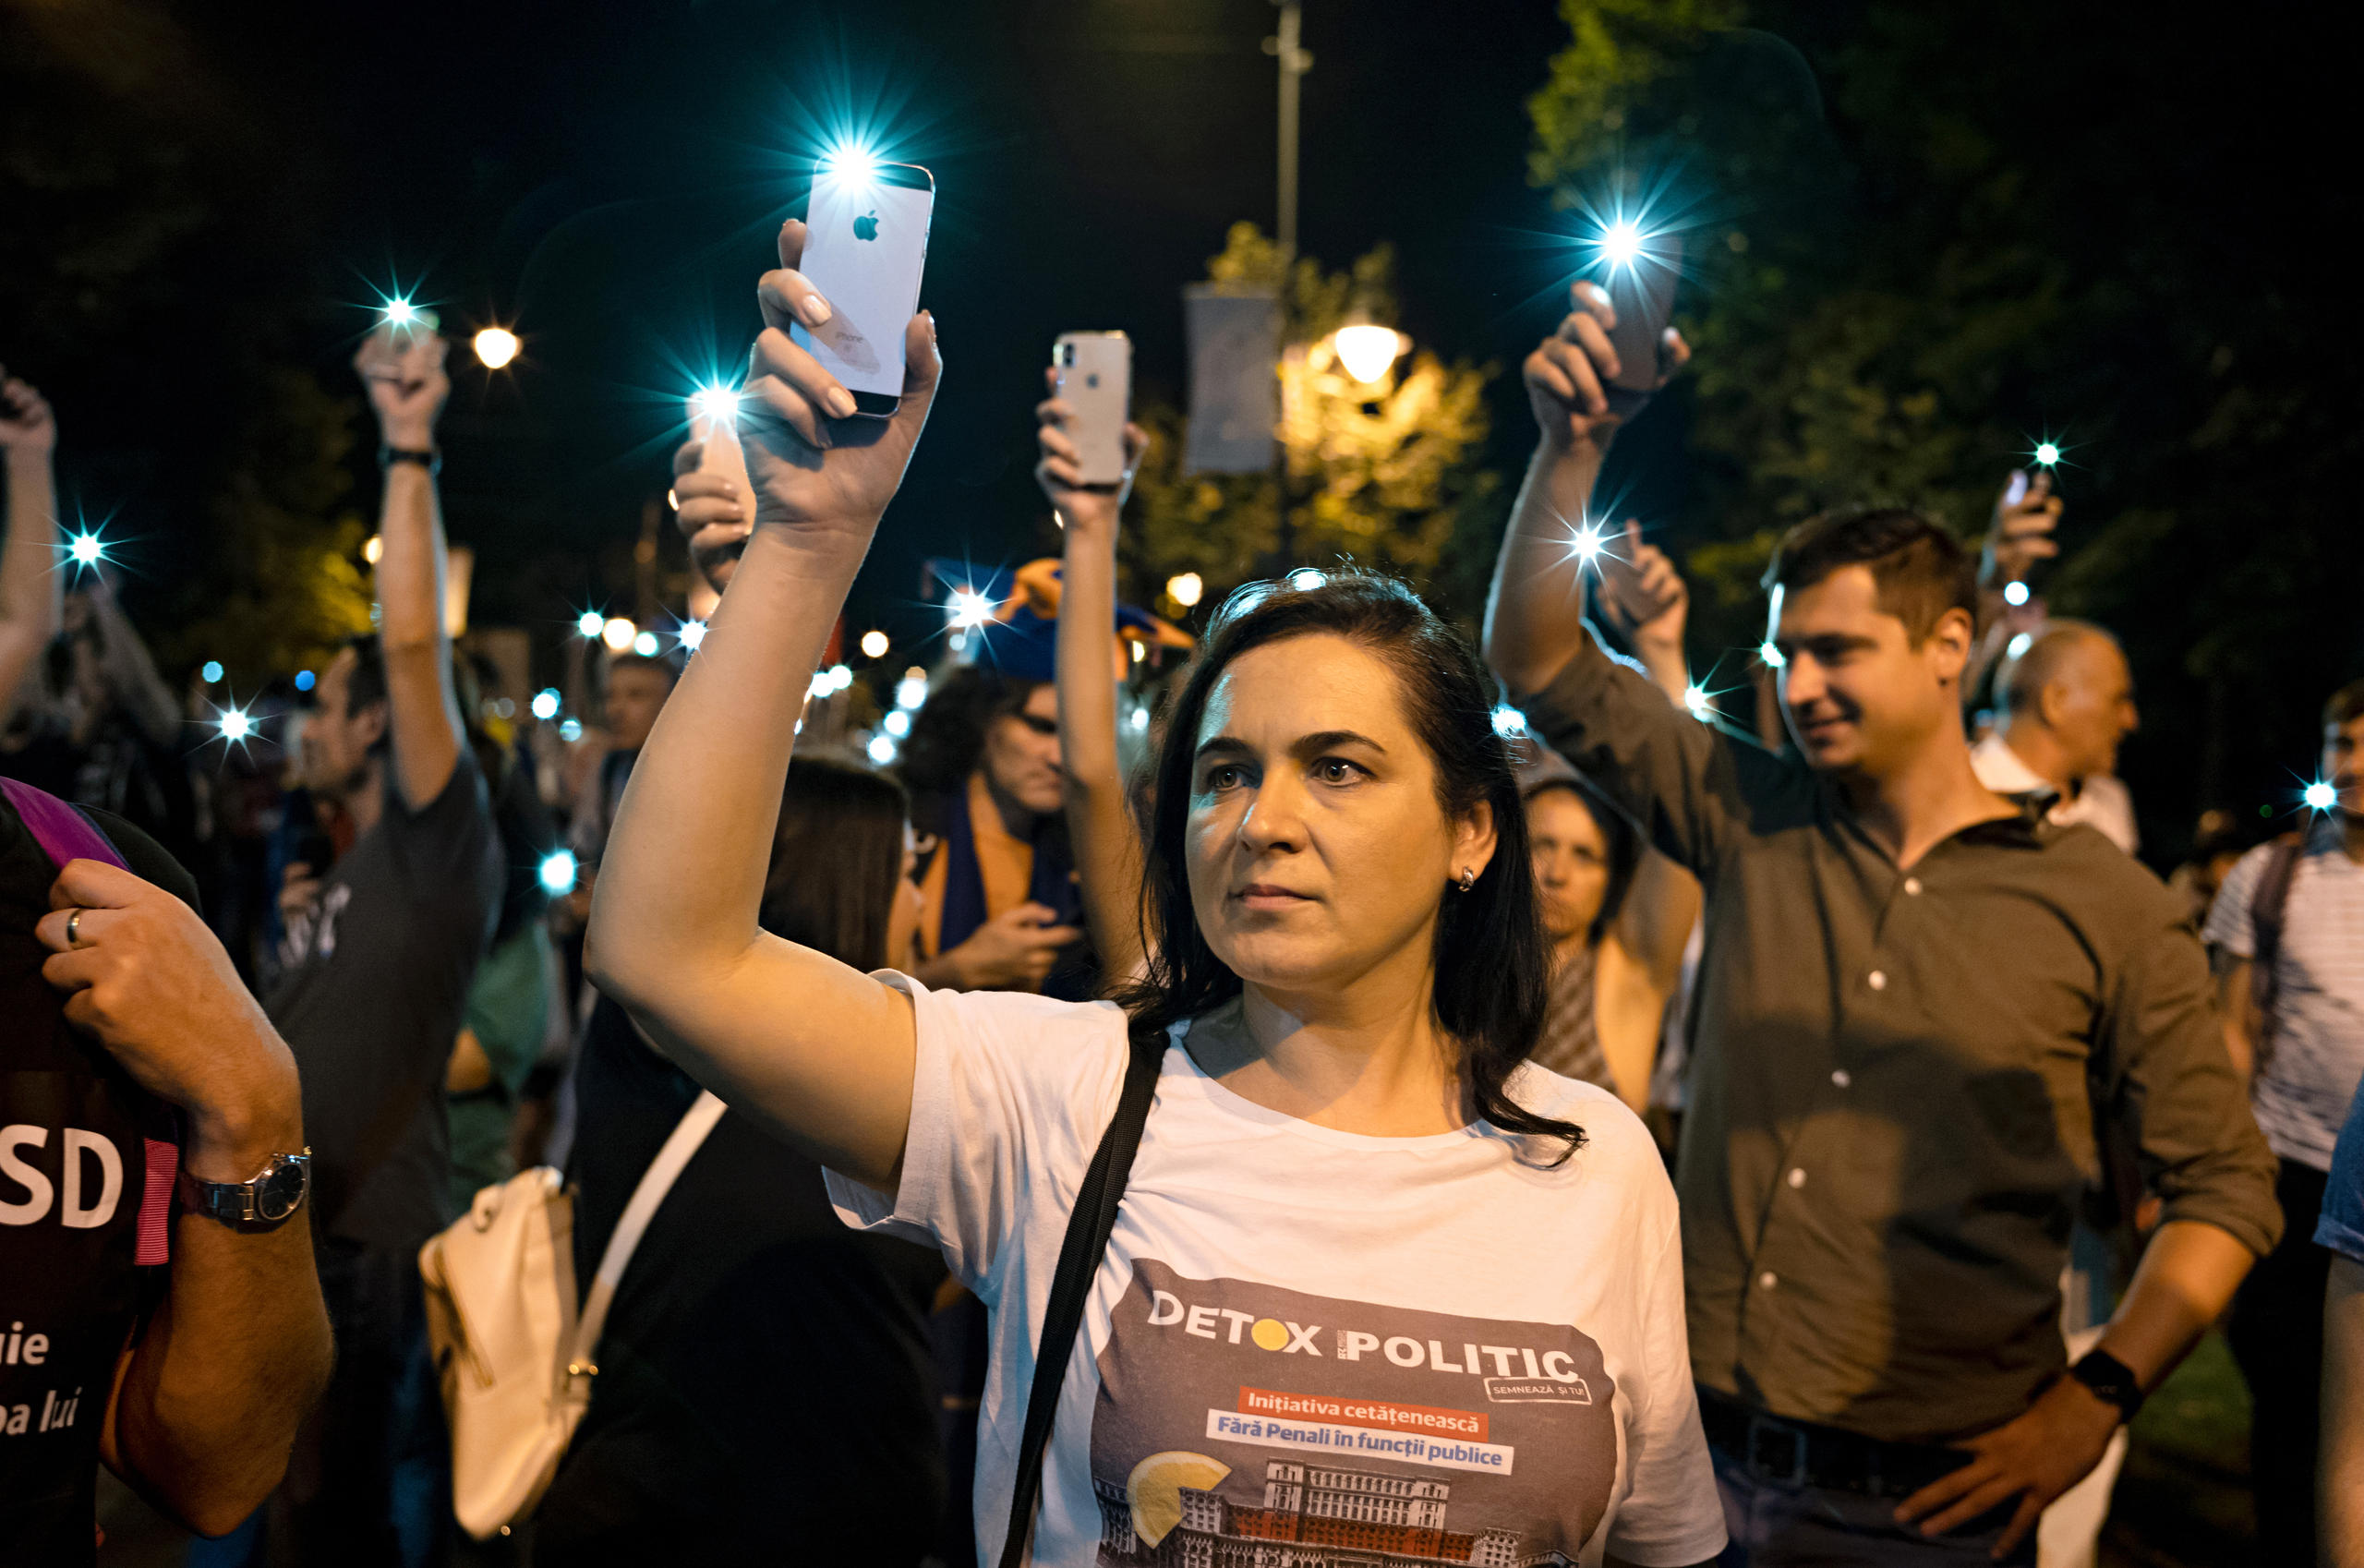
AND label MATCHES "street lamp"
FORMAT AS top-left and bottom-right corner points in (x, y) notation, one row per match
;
(1333, 324), (1406, 384)
(473, 327), (521, 369)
